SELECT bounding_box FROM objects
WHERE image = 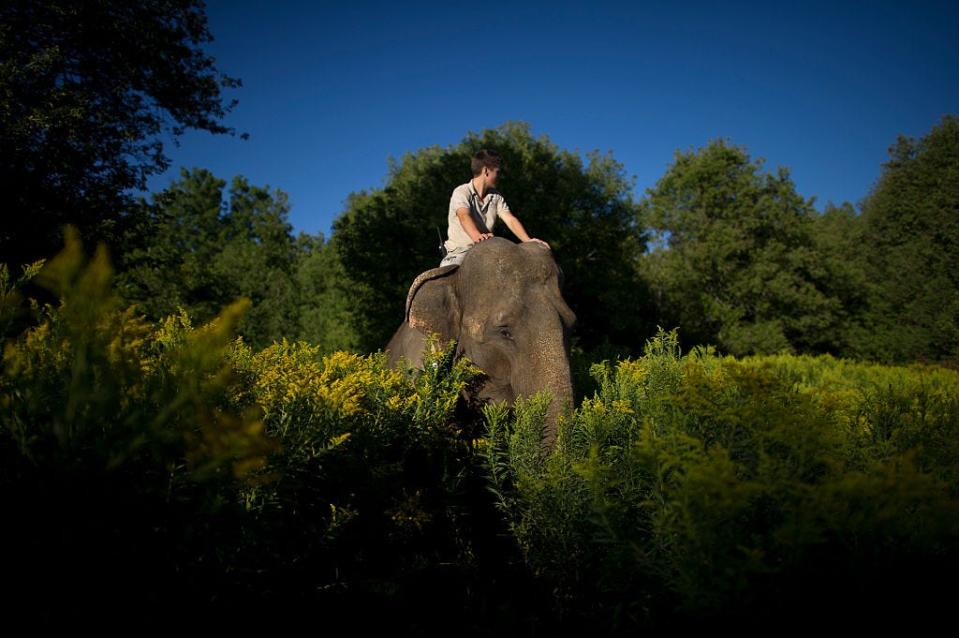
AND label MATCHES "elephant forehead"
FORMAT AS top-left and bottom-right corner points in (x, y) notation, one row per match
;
(519, 257), (557, 285)
(497, 267), (526, 289)
(467, 270), (558, 316)
(491, 258), (552, 288)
